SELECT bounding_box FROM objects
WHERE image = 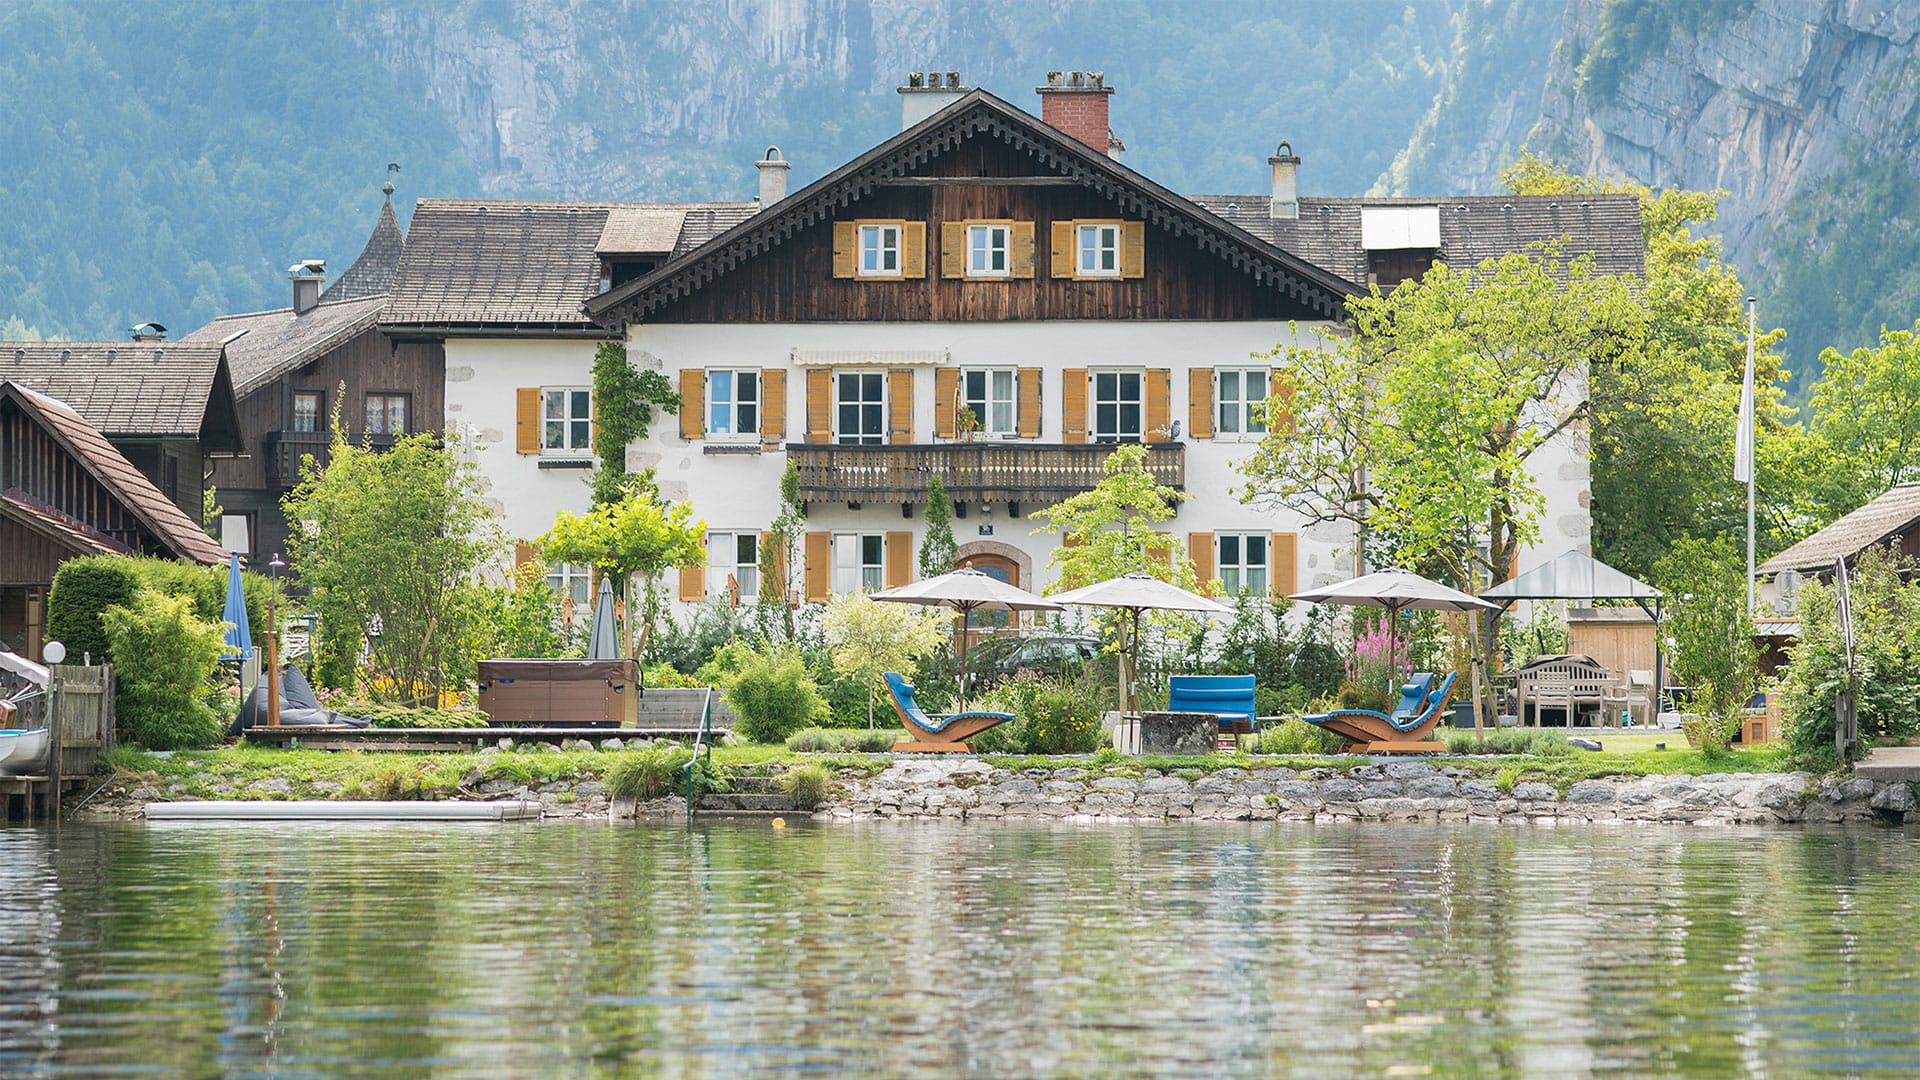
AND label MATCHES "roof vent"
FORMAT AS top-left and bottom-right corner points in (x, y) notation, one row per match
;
(129, 321), (168, 342)
(105, 348), (117, 360)
(59, 349), (71, 362)
(12, 349), (21, 361)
